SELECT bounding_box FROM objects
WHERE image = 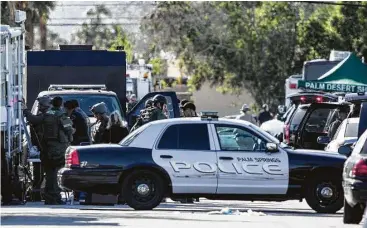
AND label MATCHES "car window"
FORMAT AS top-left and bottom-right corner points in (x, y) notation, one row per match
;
(214, 124), (267, 152)
(119, 123), (150, 146)
(49, 94), (123, 119)
(157, 124), (210, 150)
(345, 122), (359, 138)
(305, 108), (331, 133)
(354, 130), (367, 155)
(289, 107), (306, 131)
